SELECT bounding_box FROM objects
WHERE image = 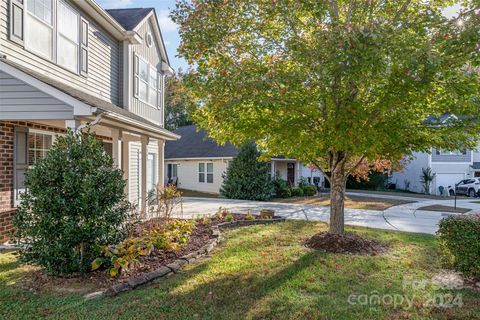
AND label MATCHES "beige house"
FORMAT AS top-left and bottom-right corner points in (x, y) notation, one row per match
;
(164, 126), (323, 194)
(0, 1), (178, 242)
